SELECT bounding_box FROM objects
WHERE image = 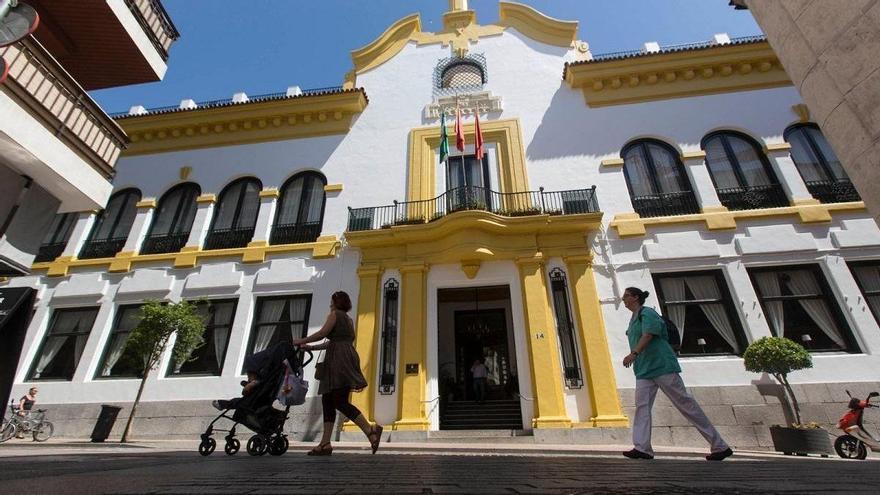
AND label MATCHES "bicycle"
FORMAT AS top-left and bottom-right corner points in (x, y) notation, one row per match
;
(0, 403), (54, 443)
